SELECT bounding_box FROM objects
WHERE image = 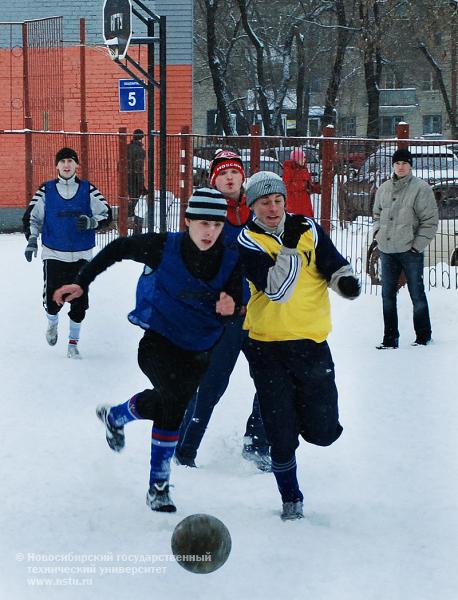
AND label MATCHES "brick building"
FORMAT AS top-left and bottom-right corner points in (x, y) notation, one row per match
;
(0, 0), (192, 229)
